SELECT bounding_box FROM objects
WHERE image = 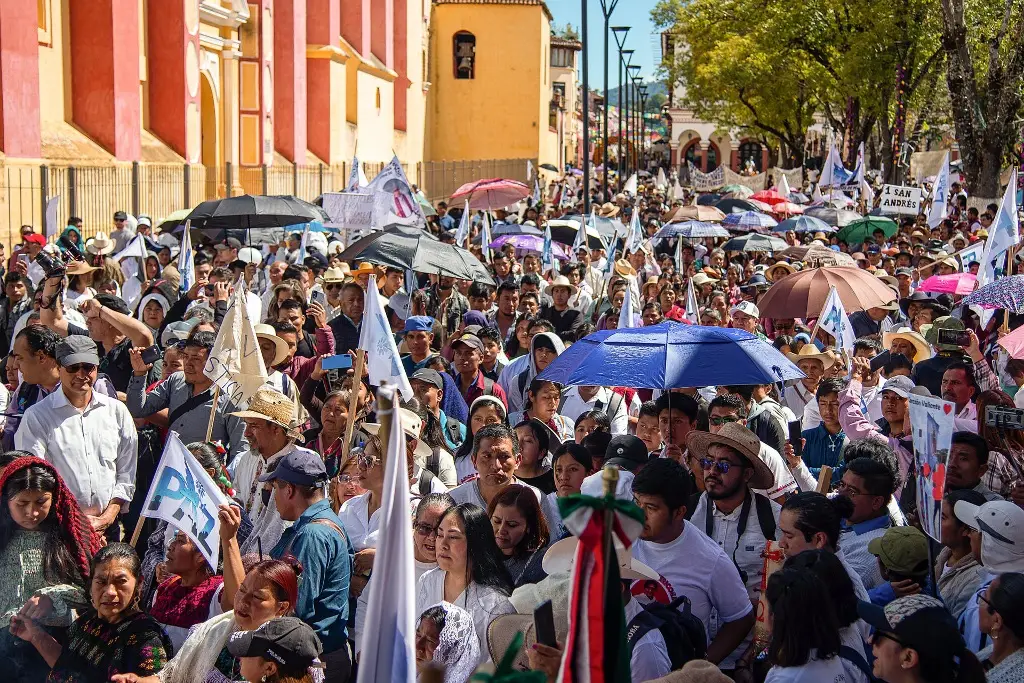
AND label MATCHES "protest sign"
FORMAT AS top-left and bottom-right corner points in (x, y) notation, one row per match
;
(754, 541), (785, 648)
(204, 275), (268, 409)
(878, 185), (924, 215)
(909, 393), (956, 541)
(137, 432), (231, 568)
(321, 191), (392, 234)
